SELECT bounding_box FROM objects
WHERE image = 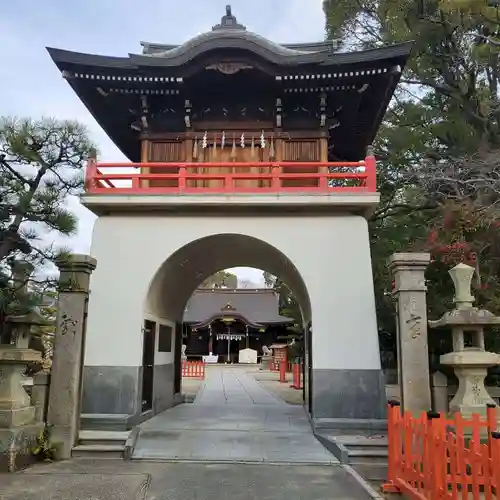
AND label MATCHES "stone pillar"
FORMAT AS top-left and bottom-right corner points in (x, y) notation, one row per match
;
(47, 254), (96, 460)
(32, 371), (51, 424)
(388, 253), (432, 414)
